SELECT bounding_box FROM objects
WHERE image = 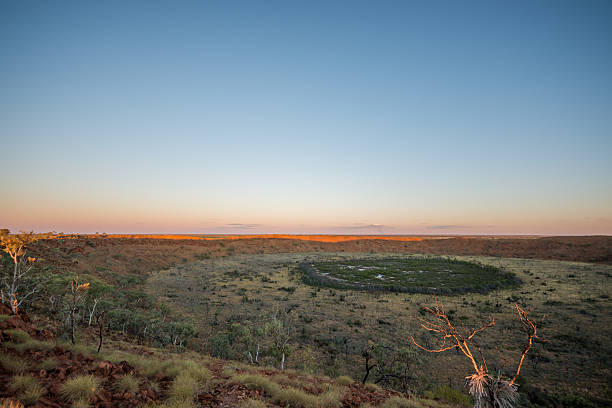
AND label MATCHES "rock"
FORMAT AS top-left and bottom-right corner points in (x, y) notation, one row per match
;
(96, 361), (113, 375)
